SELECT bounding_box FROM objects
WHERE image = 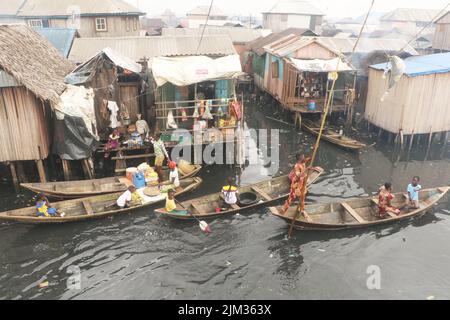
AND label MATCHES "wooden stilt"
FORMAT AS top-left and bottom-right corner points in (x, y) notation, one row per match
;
(388, 132), (394, 144)
(408, 133), (415, 152)
(399, 129), (404, 149)
(377, 127), (382, 139)
(16, 162), (28, 183)
(295, 112), (302, 130)
(427, 129), (433, 151)
(441, 131), (449, 146)
(81, 159), (94, 180)
(9, 162), (19, 189)
(62, 159), (71, 181)
(35, 160), (47, 183)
